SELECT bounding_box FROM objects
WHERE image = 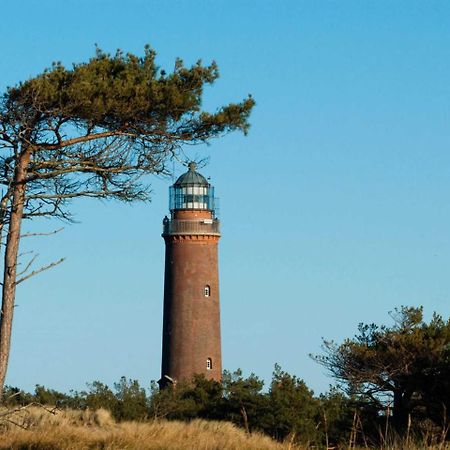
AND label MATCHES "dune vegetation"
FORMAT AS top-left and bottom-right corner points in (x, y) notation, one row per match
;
(1, 308), (450, 449)
(1, 405), (450, 450)
(0, 406), (288, 450)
